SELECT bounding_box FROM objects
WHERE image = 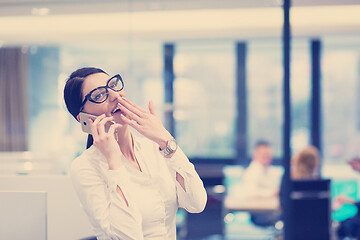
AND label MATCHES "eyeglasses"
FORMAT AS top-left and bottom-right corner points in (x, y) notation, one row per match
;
(79, 74), (124, 112)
